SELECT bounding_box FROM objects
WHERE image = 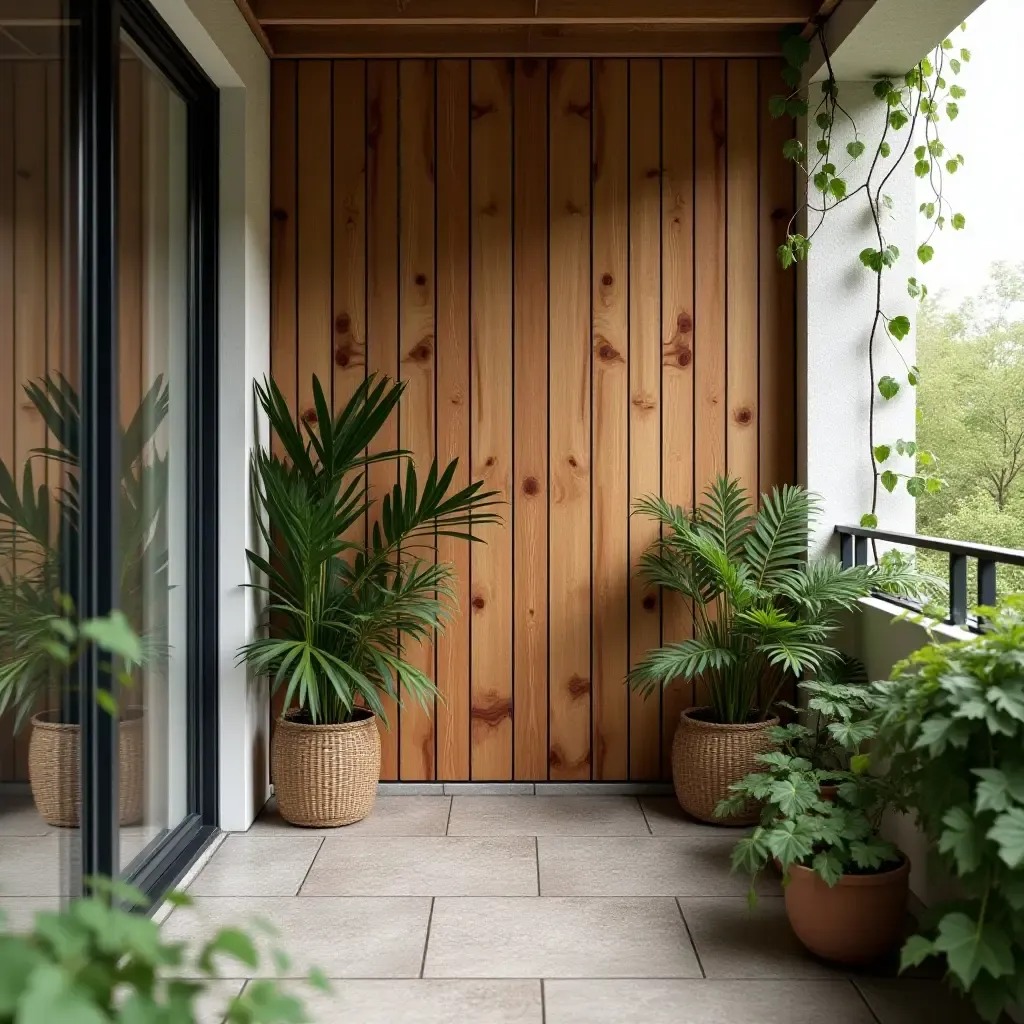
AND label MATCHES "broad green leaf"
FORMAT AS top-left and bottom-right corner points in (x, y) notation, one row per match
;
(782, 138), (804, 162)
(878, 376), (900, 400)
(939, 806), (983, 874)
(952, 213), (966, 230)
(860, 513), (878, 528)
(933, 913), (1013, 988)
(988, 809), (1024, 869)
(768, 94), (788, 118)
(846, 140), (866, 158)
(889, 315), (911, 340)
(879, 141), (891, 158)
(812, 850), (844, 887)
(917, 244), (935, 264)
(880, 470), (899, 494)
(873, 445), (891, 464)
(901, 933), (935, 971)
